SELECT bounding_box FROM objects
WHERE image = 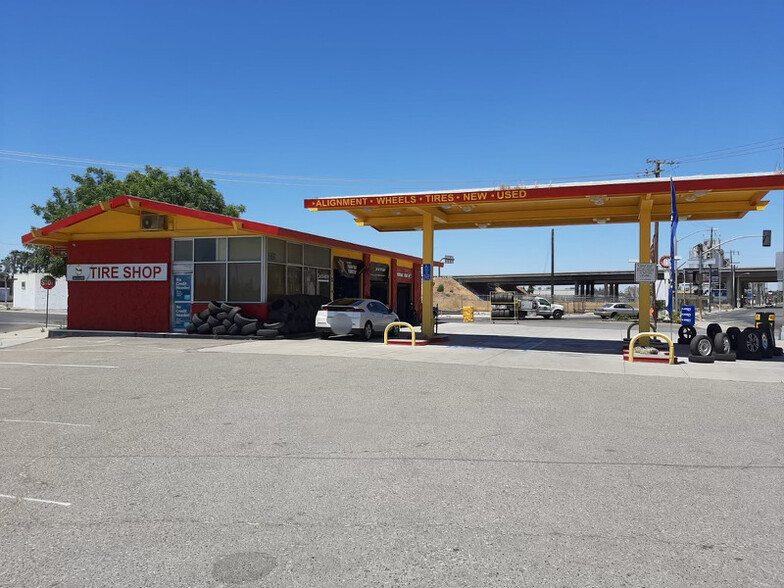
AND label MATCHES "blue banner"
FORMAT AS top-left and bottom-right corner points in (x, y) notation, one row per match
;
(668, 179), (678, 315)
